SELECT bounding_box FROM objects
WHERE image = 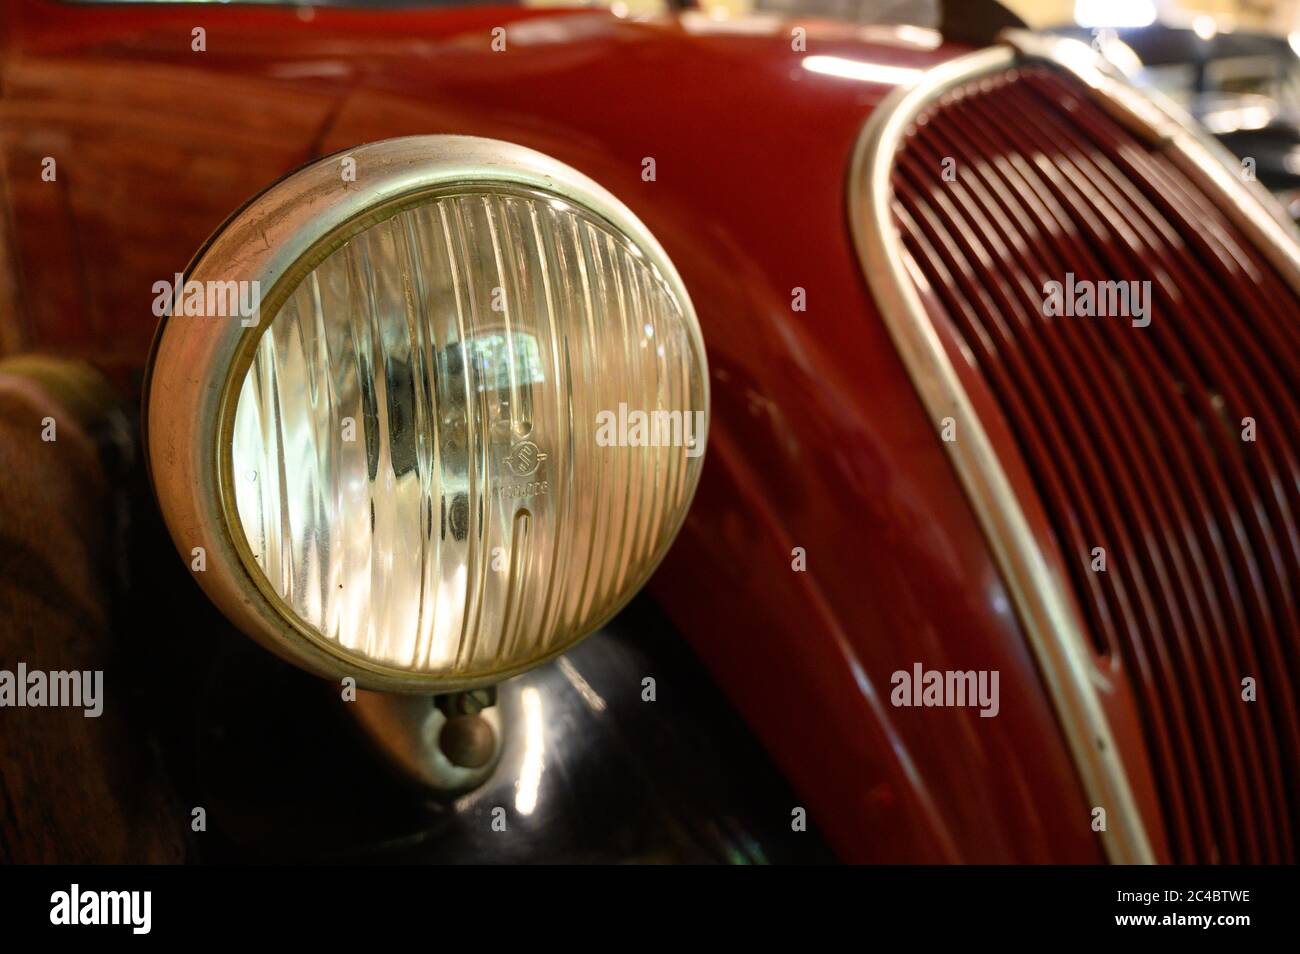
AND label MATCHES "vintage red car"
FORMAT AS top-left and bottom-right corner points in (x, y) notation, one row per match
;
(1, 0), (1297, 869)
